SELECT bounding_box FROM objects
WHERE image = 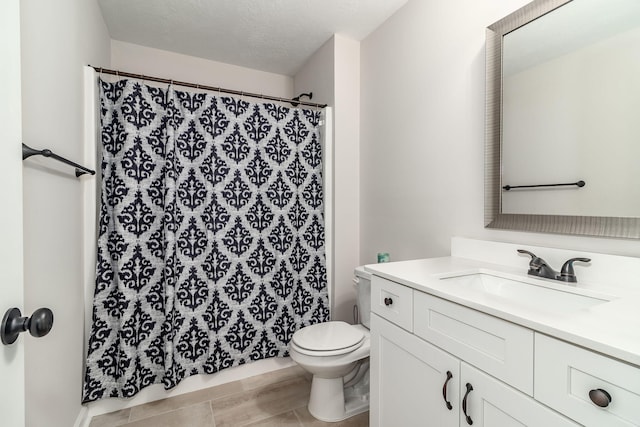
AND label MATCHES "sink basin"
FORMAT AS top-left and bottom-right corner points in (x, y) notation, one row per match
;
(438, 271), (612, 313)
